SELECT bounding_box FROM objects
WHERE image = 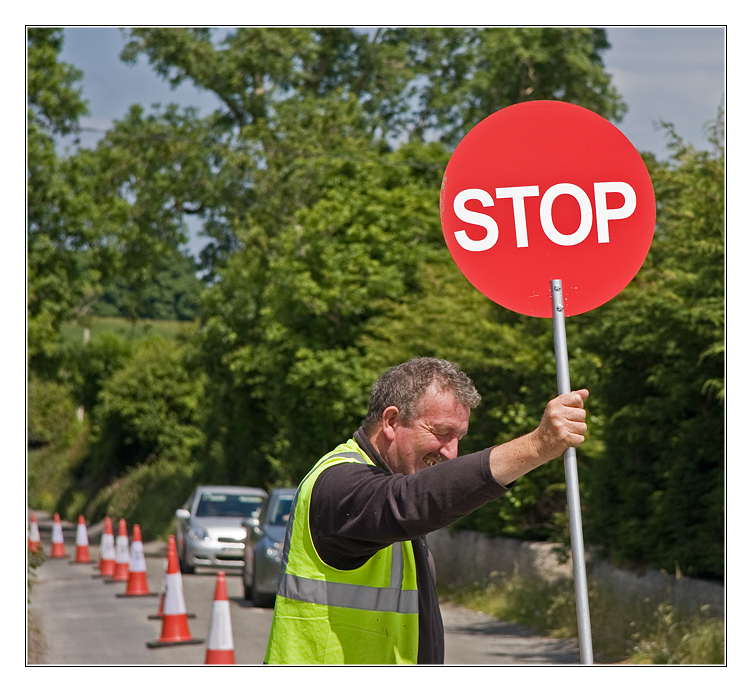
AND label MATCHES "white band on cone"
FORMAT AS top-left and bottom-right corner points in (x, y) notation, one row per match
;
(76, 524), (89, 546)
(102, 534), (116, 560)
(163, 572), (187, 615)
(207, 601), (234, 650)
(130, 541), (147, 572)
(115, 535), (130, 564)
(52, 523), (64, 543)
